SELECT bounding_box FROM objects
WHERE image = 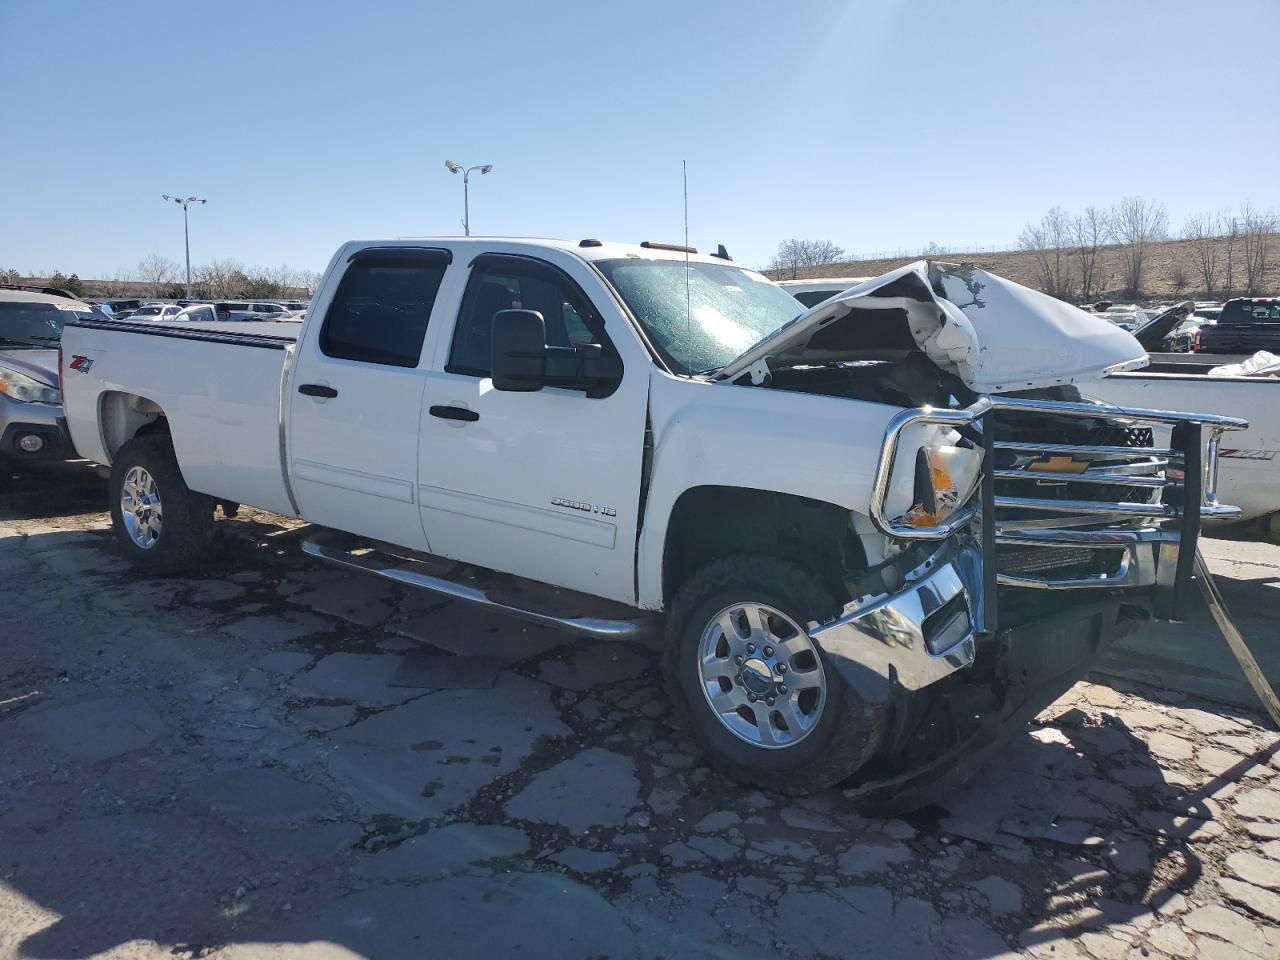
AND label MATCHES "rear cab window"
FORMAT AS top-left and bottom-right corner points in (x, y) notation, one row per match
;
(320, 248), (452, 367)
(1220, 301), (1280, 323)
